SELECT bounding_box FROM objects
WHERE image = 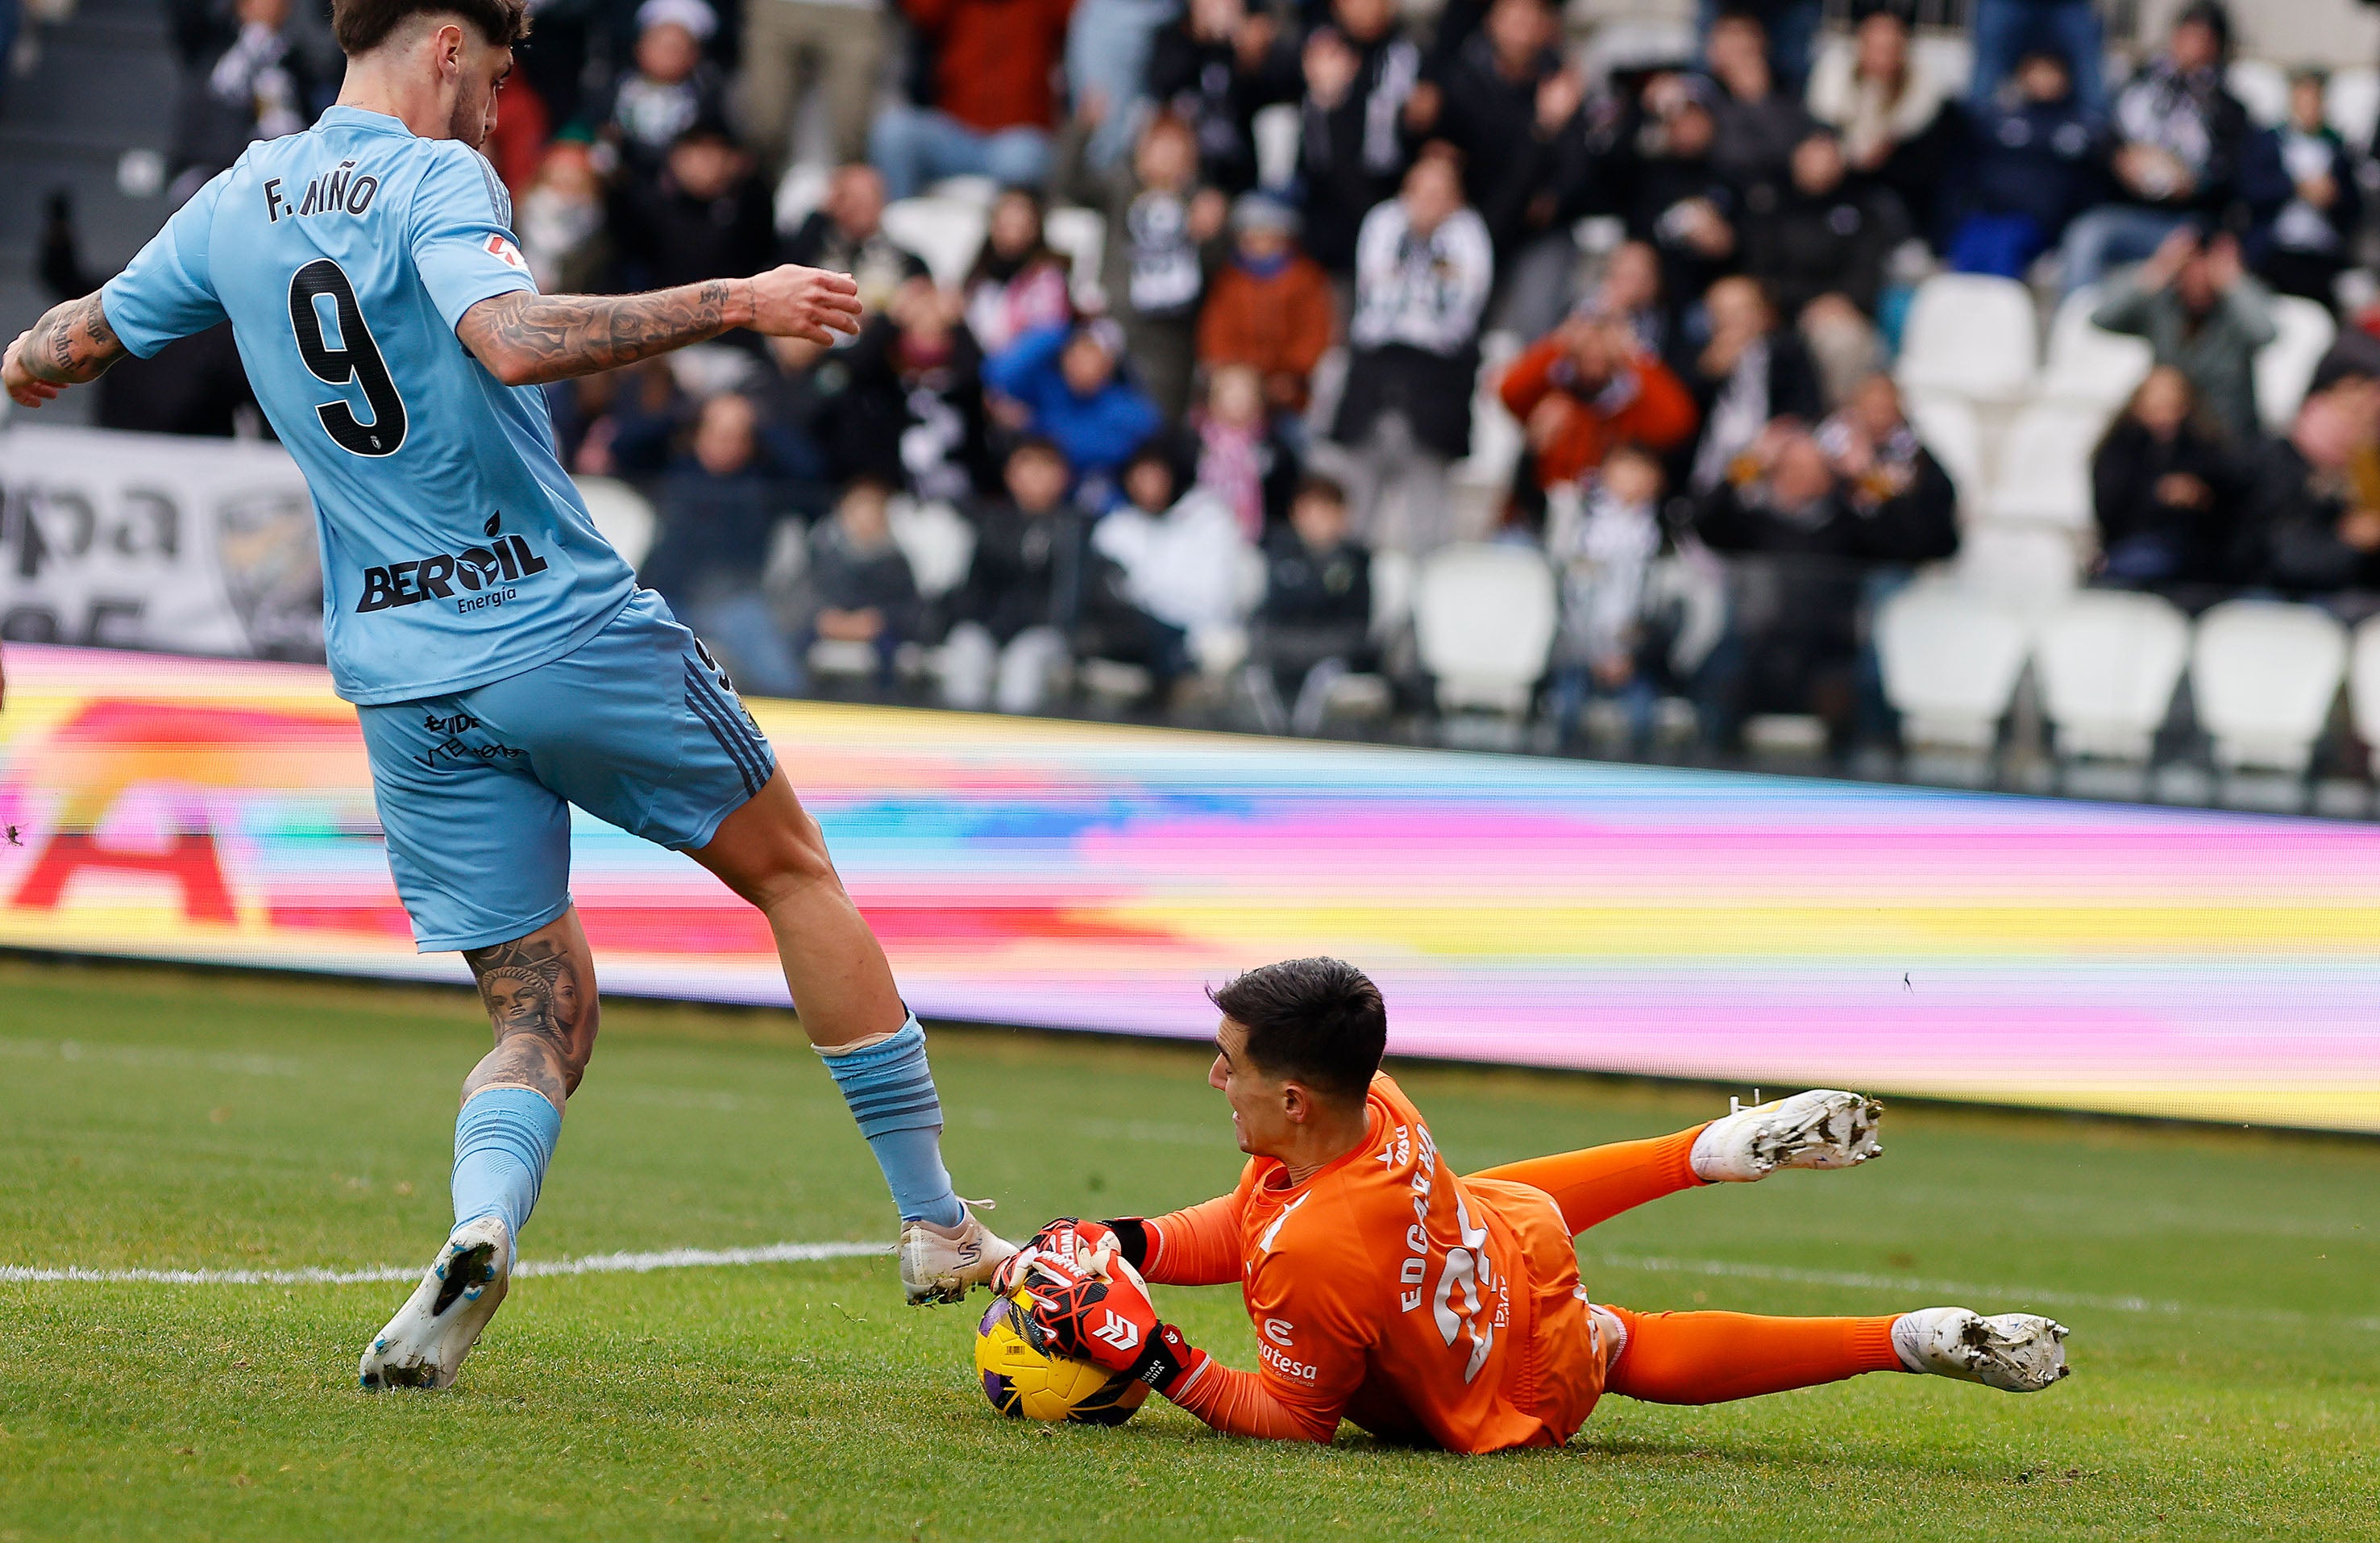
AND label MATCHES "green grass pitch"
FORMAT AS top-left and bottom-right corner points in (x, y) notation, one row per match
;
(2, 957), (2375, 1541)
